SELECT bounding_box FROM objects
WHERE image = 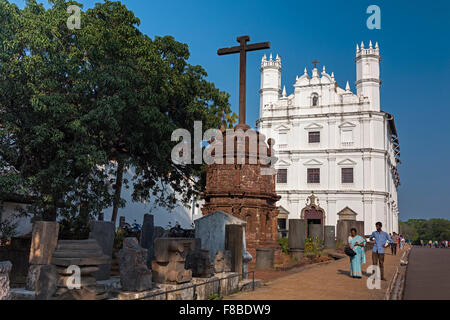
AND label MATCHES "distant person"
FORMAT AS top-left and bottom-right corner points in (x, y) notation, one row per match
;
(390, 233), (398, 255)
(420, 240), (424, 247)
(370, 222), (393, 281)
(428, 240), (432, 248)
(348, 228), (366, 278)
